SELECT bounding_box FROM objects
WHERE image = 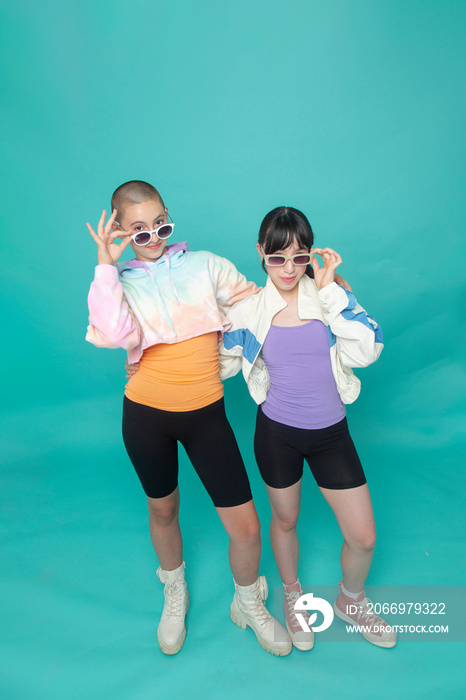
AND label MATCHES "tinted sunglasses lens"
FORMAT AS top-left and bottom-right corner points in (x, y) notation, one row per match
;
(133, 231), (152, 245)
(294, 255), (311, 265)
(267, 256), (286, 266)
(157, 224), (173, 239)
